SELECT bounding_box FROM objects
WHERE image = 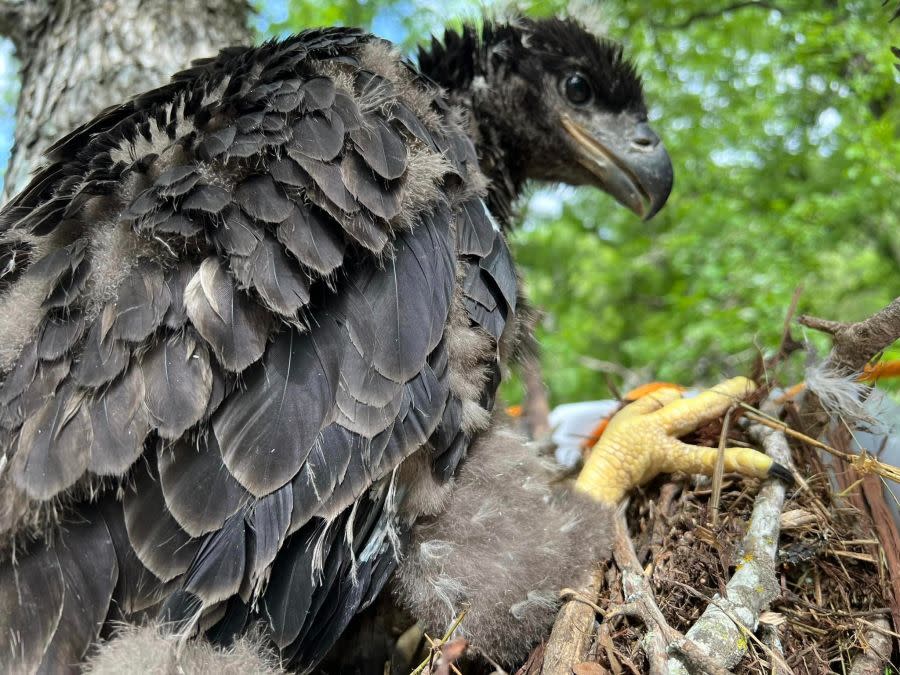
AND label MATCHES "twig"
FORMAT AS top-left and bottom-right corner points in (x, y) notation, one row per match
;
(607, 507), (737, 675)
(410, 608), (469, 675)
(667, 411), (792, 673)
(644, 482), (682, 566)
(755, 286), (805, 382)
(559, 588), (606, 616)
(739, 405), (900, 484)
(662, 578), (792, 674)
(759, 624), (790, 675)
(576, 356), (644, 392)
(667, 638), (734, 675)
